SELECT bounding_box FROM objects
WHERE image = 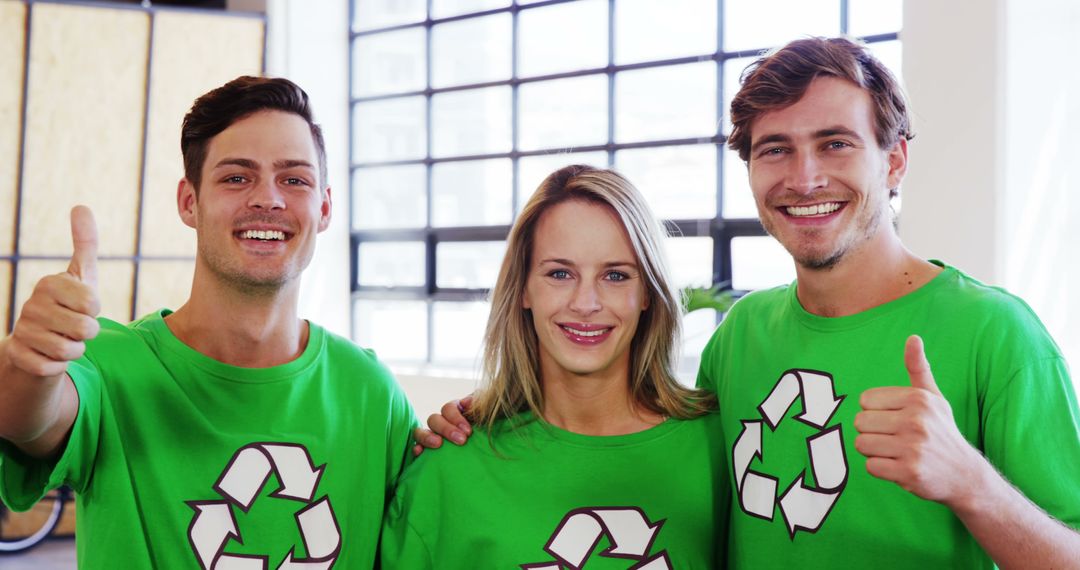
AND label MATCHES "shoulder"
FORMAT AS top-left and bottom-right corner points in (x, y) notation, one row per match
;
(930, 266), (1059, 348)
